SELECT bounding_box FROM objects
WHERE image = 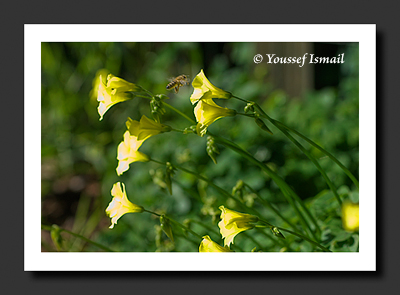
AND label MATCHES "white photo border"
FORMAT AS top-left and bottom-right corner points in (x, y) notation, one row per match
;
(25, 24), (375, 271)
